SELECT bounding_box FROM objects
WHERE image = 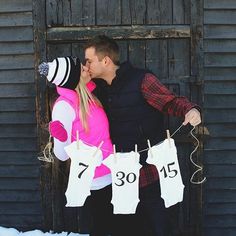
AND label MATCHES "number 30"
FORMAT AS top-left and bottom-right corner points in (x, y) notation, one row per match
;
(115, 171), (137, 186)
